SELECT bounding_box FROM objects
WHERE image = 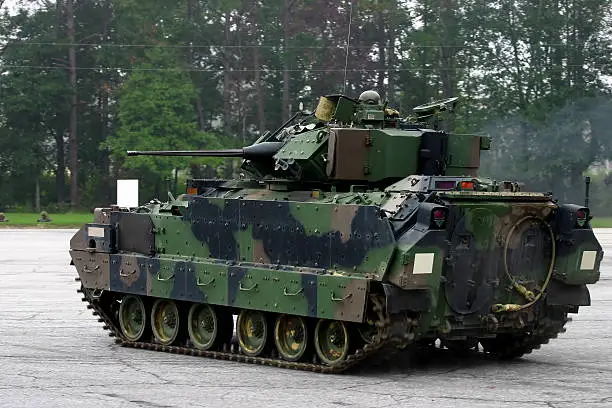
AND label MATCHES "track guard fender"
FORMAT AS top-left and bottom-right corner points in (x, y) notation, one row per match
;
(382, 283), (431, 314)
(546, 280), (591, 306)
